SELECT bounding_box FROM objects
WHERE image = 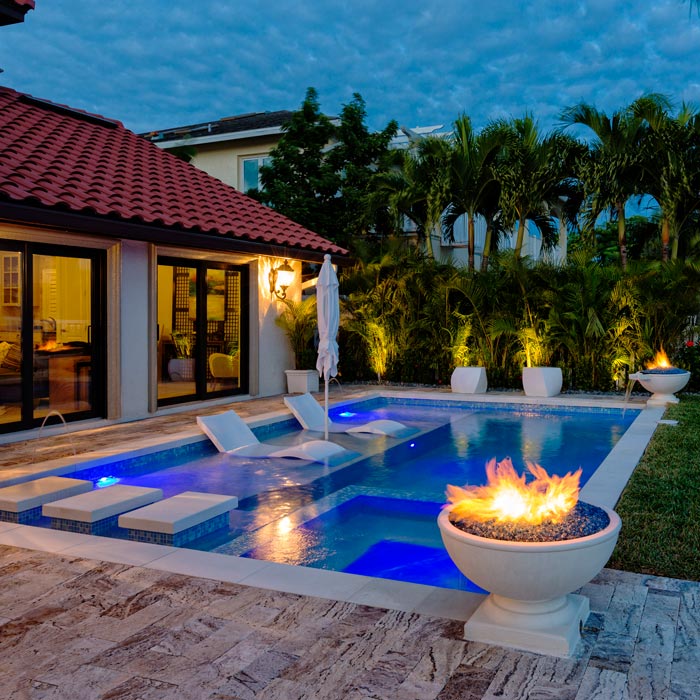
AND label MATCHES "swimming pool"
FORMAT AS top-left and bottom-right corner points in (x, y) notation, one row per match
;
(63, 396), (636, 592)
